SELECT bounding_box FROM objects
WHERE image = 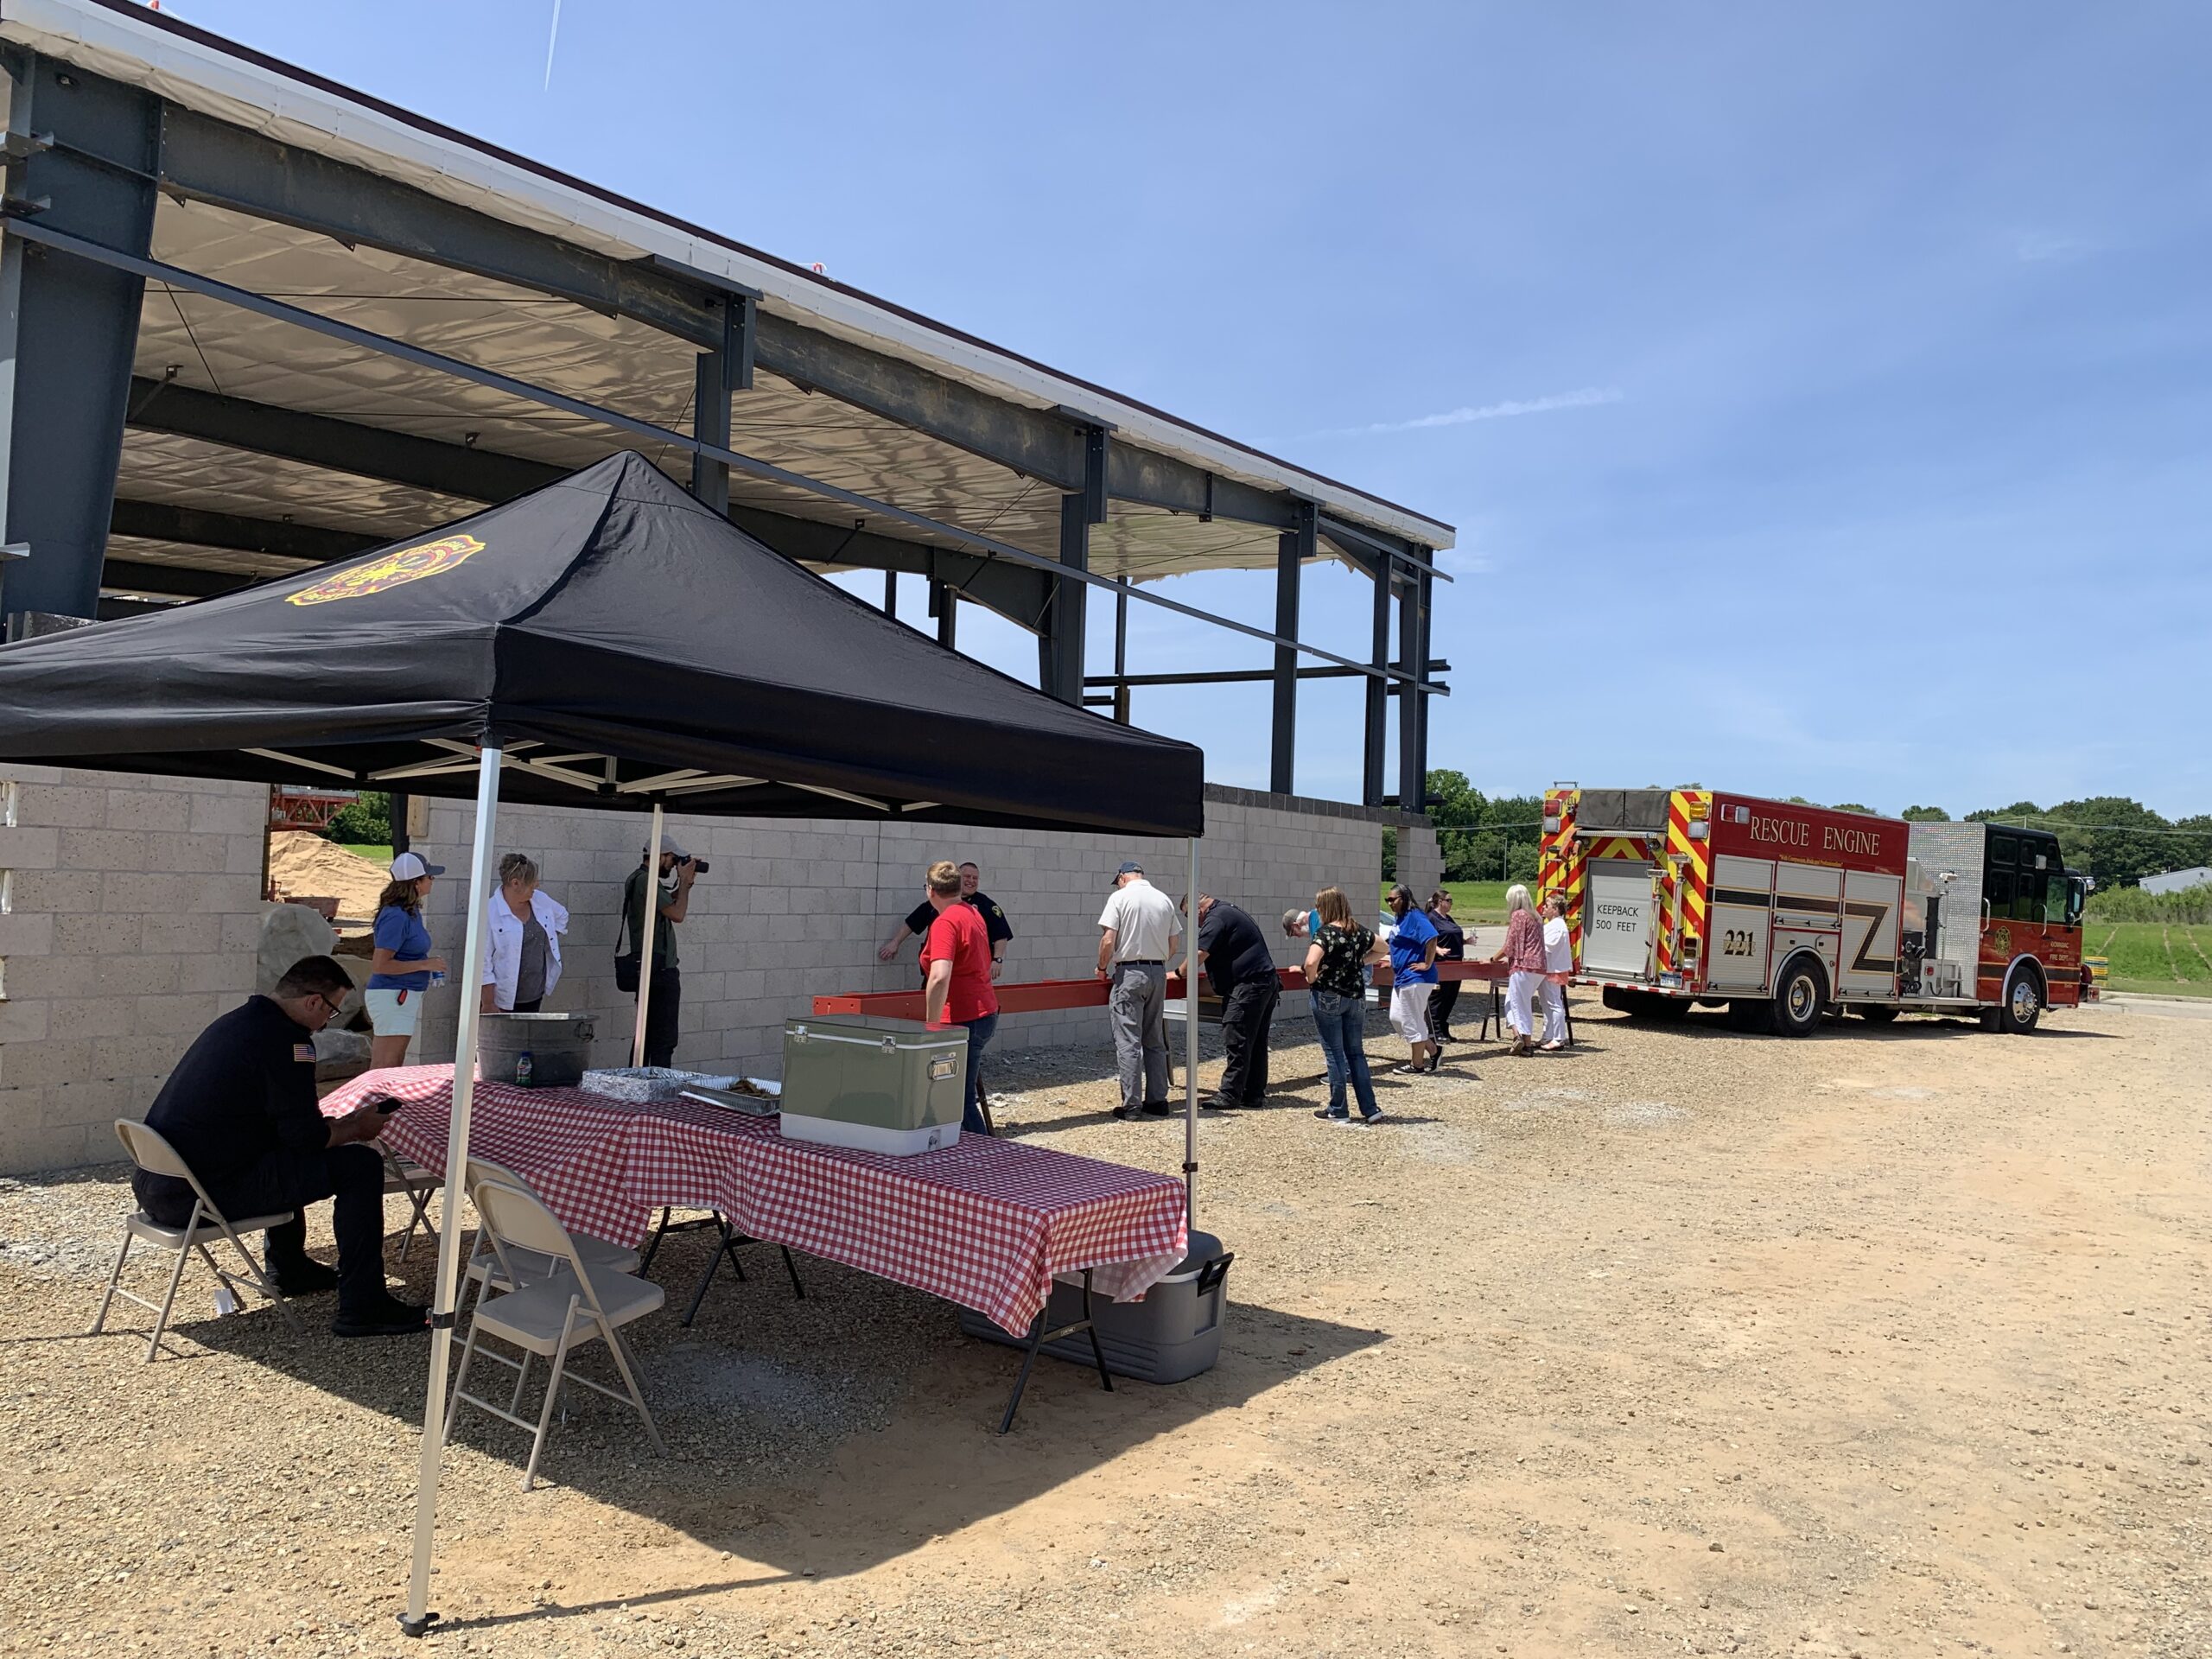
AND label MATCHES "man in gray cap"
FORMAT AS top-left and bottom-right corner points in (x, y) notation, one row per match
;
(1096, 860), (1183, 1121)
(622, 838), (698, 1068)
